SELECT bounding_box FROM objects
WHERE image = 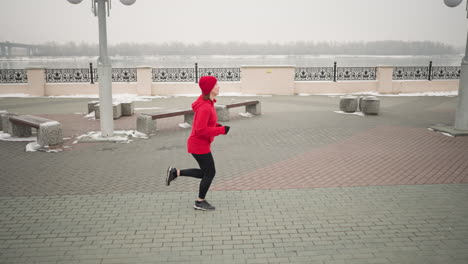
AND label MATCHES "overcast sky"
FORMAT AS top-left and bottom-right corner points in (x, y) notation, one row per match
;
(0, 0), (467, 46)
